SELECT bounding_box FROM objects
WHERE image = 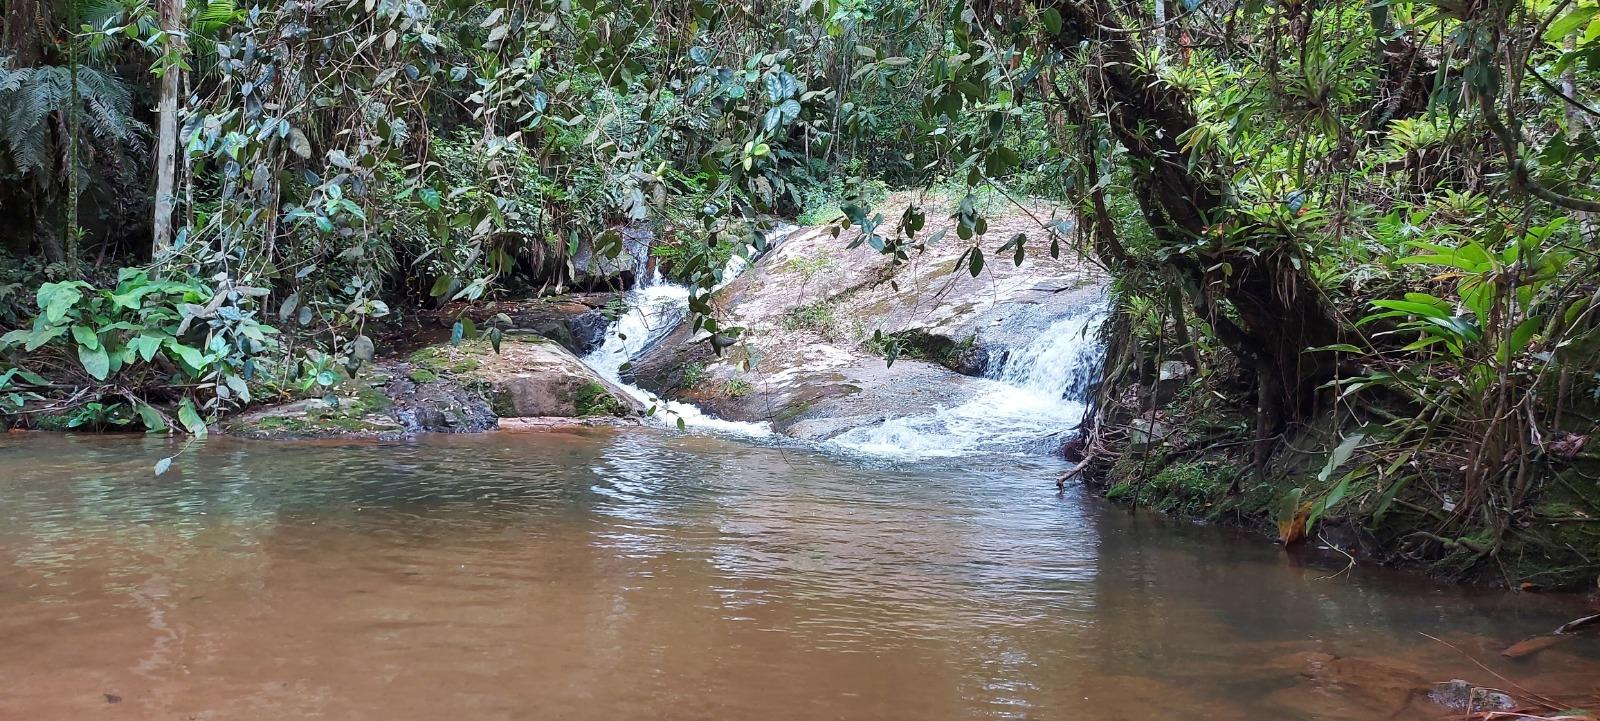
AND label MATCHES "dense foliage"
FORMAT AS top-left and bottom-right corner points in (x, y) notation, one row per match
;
(4, 0), (1600, 586)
